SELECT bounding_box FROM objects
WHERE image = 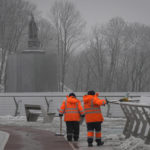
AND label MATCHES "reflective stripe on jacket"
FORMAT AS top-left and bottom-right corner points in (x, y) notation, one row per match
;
(83, 93), (106, 123)
(59, 96), (84, 121)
